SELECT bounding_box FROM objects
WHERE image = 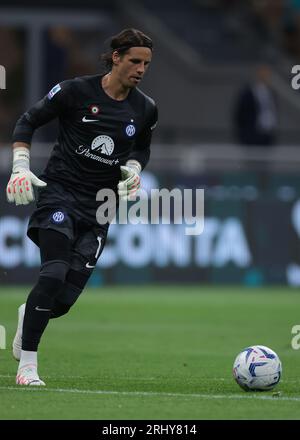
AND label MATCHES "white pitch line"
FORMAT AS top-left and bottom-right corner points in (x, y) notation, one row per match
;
(0, 386), (300, 402)
(0, 375), (229, 381)
(0, 375), (182, 381)
(0, 375), (89, 379)
(1, 375), (300, 384)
